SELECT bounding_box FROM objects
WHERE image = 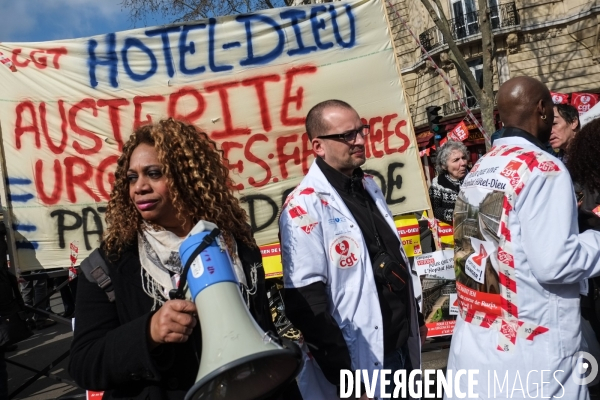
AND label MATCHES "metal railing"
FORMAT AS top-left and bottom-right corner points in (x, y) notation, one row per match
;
(441, 91), (498, 116)
(490, 2), (520, 30)
(442, 96), (479, 116)
(419, 2), (519, 51)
